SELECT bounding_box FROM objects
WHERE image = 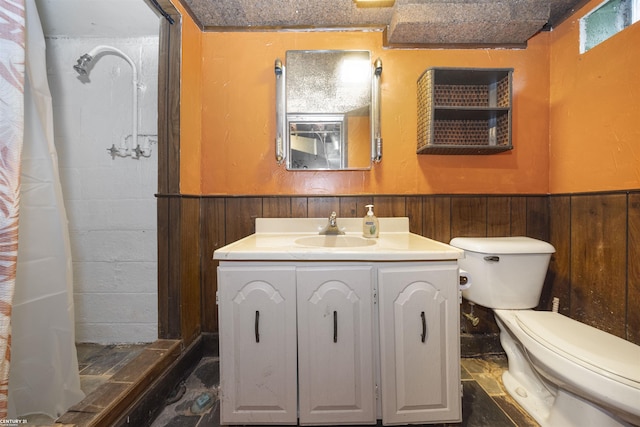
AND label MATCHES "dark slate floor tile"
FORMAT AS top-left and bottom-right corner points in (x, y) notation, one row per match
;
(492, 394), (539, 427)
(159, 414), (200, 427)
(79, 344), (144, 376)
(188, 357), (219, 389)
(461, 381), (517, 427)
(460, 364), (473, 381)
(76, 343), (107, 370)
(197, 401), (220, 426)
